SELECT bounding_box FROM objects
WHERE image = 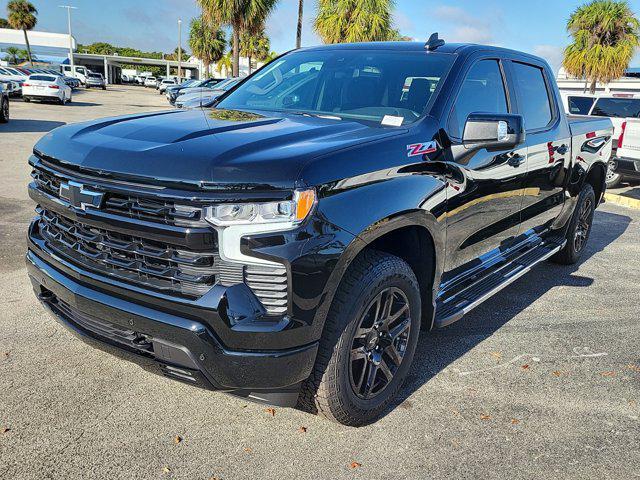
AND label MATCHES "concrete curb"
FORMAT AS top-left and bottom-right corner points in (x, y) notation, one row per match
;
(604, 192), (640, 209)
